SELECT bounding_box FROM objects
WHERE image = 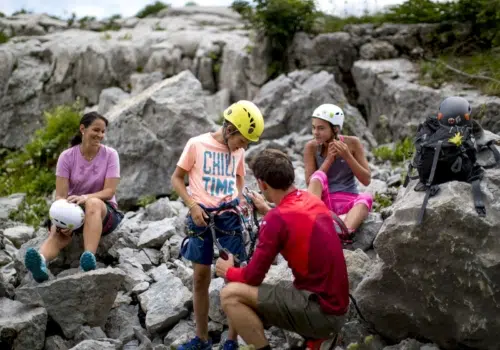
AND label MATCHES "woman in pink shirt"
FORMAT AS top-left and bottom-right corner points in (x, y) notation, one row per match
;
(25, 112), (124, 283)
